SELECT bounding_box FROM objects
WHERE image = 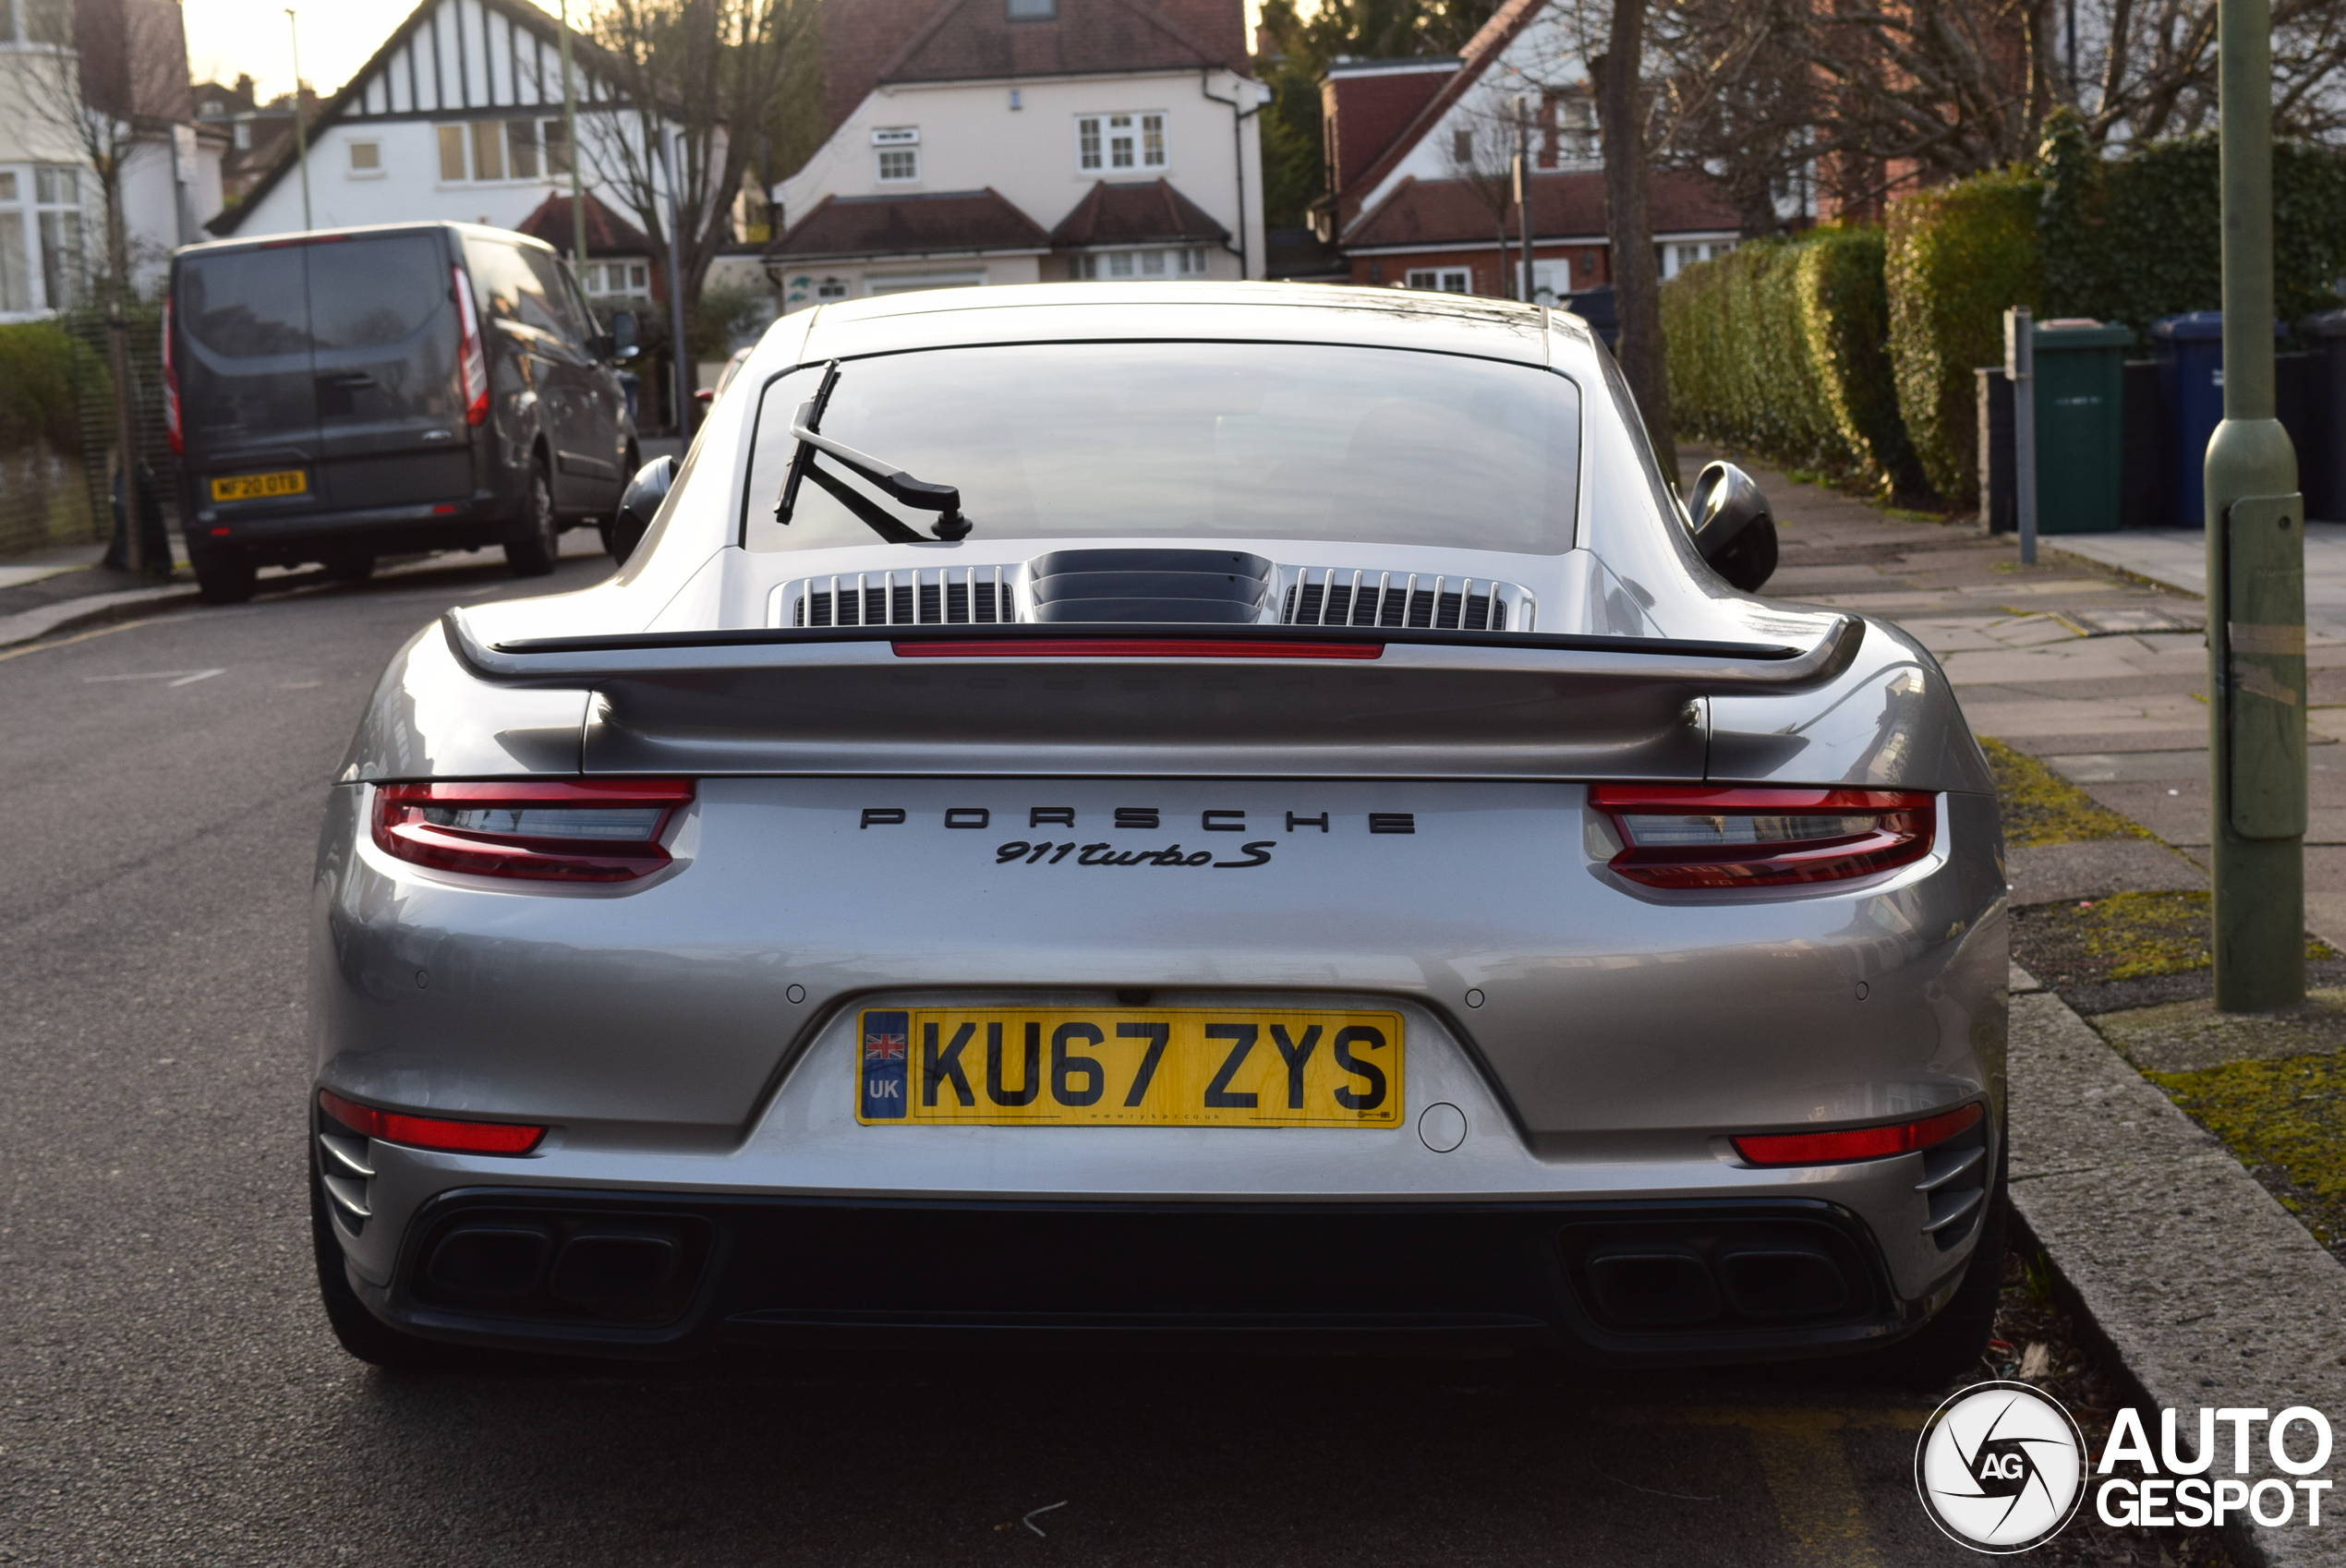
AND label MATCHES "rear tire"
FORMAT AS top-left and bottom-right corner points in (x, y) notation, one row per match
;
(502, 460), (559, 577)
(320, 550), (374, 584)
(190, 546), (257, 605)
